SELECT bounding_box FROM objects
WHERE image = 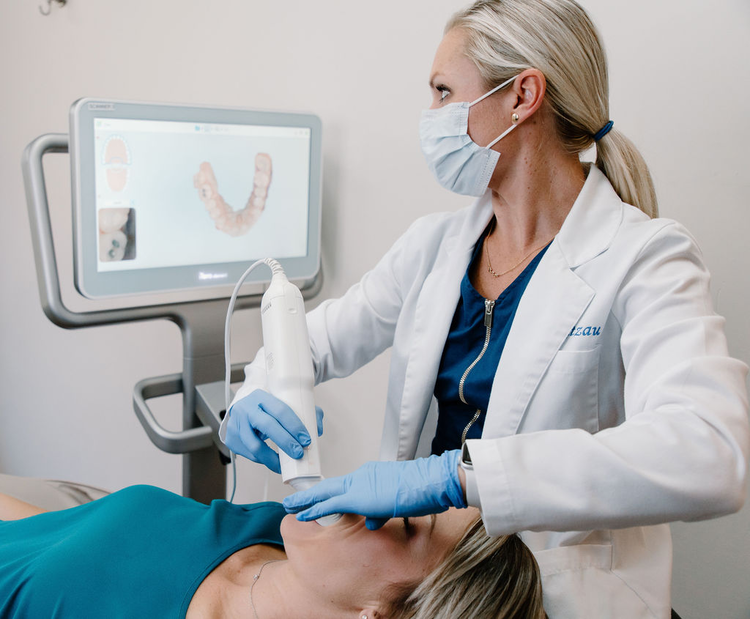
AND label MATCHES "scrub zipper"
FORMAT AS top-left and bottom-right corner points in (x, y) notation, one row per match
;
(458, 298), (495, 445)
